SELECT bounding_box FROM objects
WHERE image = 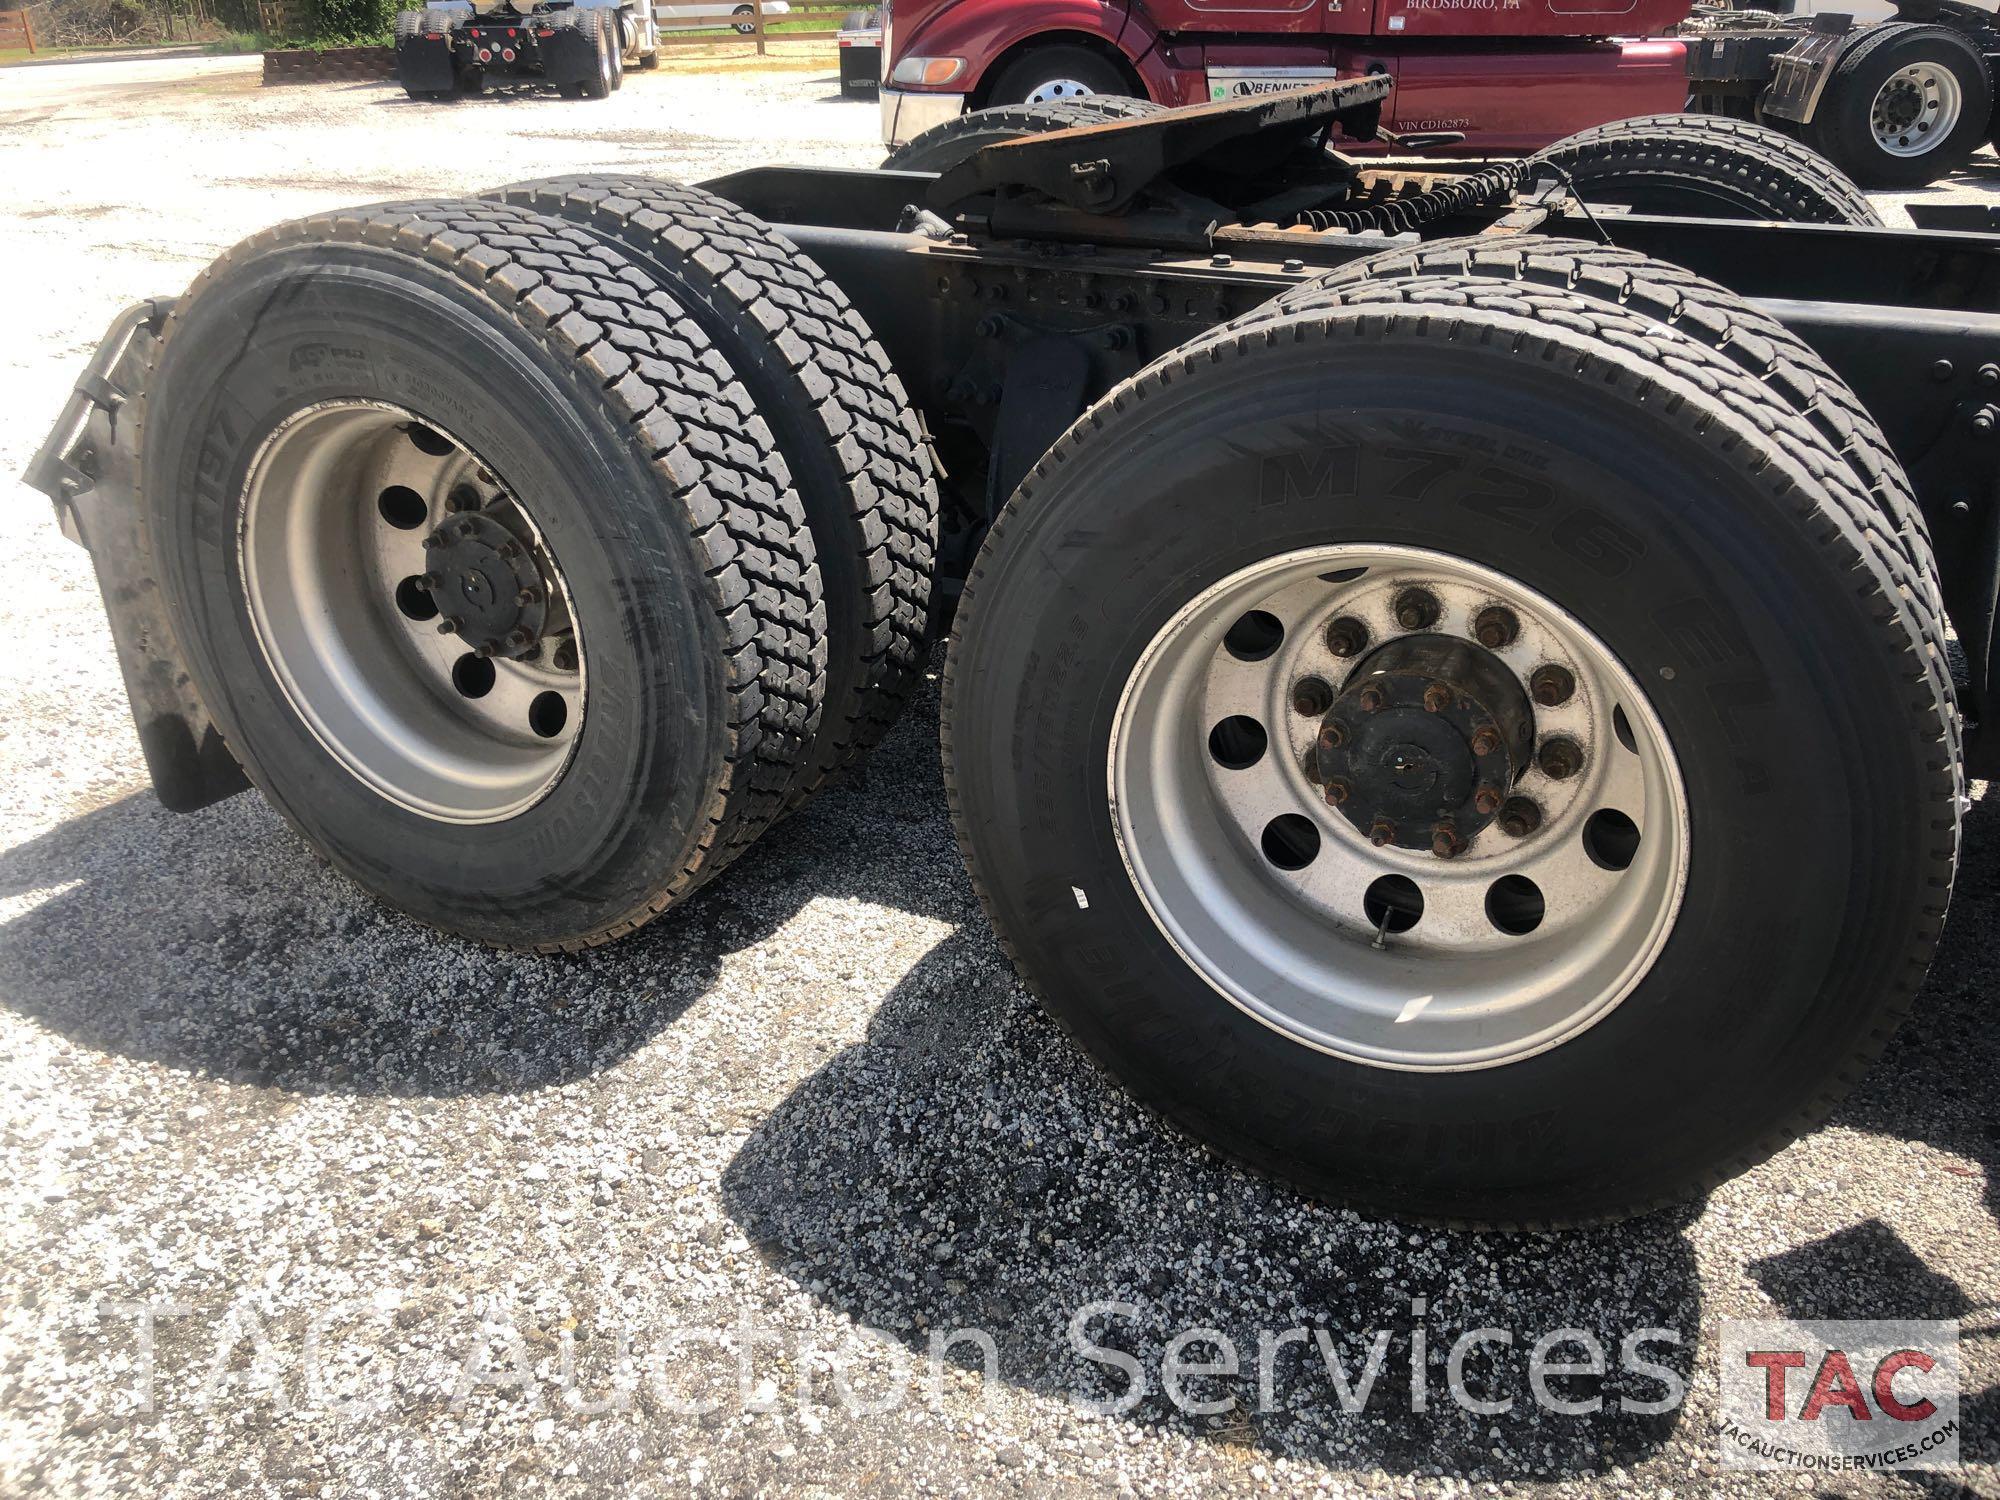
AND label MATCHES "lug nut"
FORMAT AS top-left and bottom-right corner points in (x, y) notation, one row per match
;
(516, 586), (541, 606)
(1318, 720), (1348, 751)
(423, 534), (444, 550)
(1469, 723), (1501, 757)
(1292, 677), (1334, 716)
(446, 485), (482, 513)
(437, 616), (462, 635)
(1530, 664), (1576, 708)
(1325, 616), (1369, 658)
(1357, 684), (1387, 713)
(1368, 817), (1396, 847)
(1430, 822), (1461, 859)
(457, 520), (478, 539)
(1473, 784), (1501, 816)
(553, 641), (579, 672)
(1325, 777), (1352, 806)
(1392, 588), (1439, 631)
(1538, 736), (1584, 780)
(498, 541), (522, 560)
(1498, 797), (1542, 838)
(1422, 682), (1452, 713)
(1472, 606), (1518, 650)
(507, 628), (533, 648)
